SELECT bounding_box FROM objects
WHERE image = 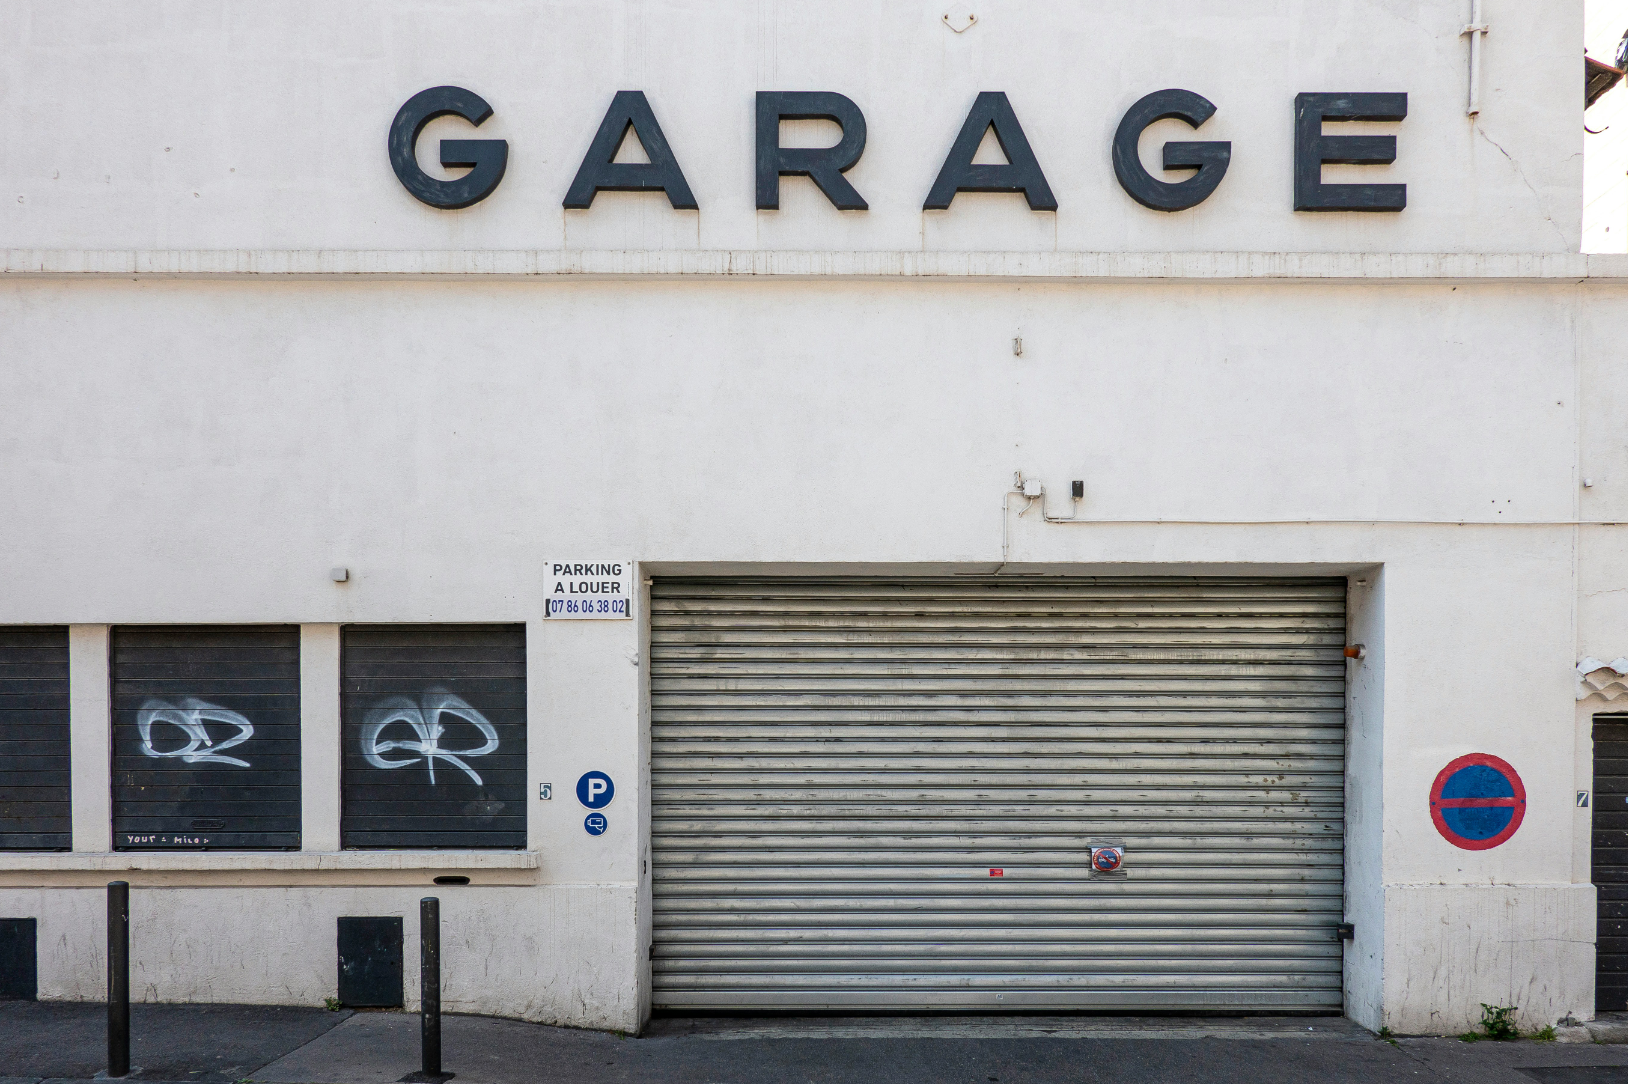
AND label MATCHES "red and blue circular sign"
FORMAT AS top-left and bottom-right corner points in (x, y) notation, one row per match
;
(1429, 753), (1526, 851)
(1090, 846), (1124, 872)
